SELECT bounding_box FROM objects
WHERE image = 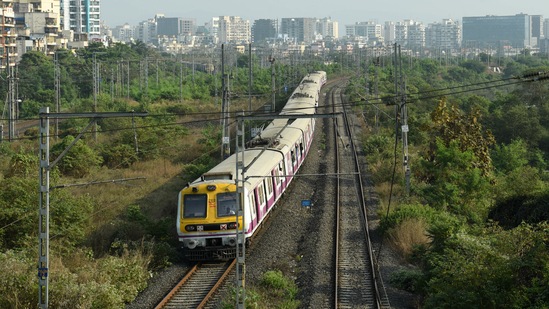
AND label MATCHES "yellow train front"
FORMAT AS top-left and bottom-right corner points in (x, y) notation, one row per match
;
(177, 181), (241, 260)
